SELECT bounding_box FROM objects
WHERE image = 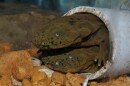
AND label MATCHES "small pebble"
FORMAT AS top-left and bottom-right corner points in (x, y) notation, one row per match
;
(11, 76), (22, 86)
(32, 57), (42, 66)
